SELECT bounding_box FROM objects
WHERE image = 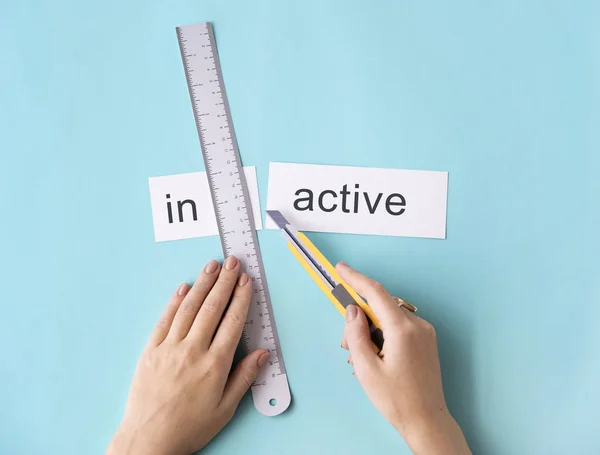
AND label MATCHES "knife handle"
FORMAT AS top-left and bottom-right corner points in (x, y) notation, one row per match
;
(287, 232), (384, 353)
